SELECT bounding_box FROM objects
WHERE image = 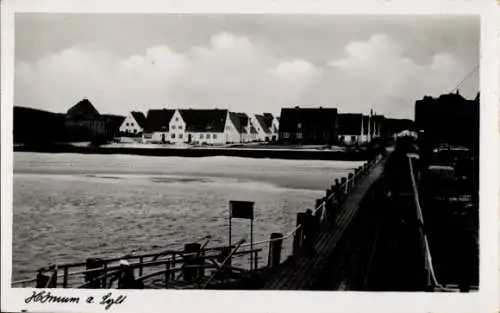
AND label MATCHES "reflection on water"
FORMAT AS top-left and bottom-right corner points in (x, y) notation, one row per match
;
(13, 152), (362, 281)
